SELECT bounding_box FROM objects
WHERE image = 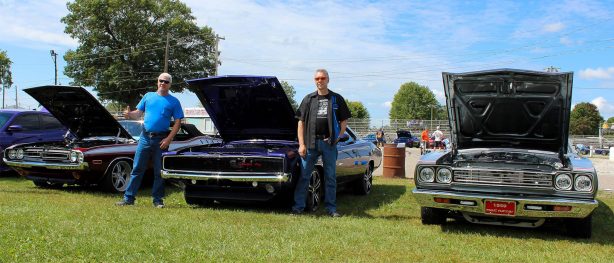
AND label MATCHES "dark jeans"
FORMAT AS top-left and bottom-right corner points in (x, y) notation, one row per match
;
(293, 139), (338, 213)
(123, 133), (165, 204)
